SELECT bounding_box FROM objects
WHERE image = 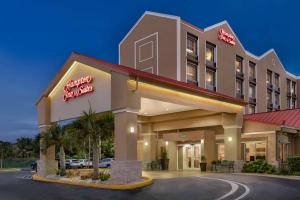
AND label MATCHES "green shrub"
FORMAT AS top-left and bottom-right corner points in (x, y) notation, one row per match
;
(293, 171), (300, 176)
(287, 156), (300, 173)
(99, 170), (110, 181)
(242, 160), (275, 174)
